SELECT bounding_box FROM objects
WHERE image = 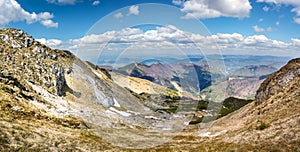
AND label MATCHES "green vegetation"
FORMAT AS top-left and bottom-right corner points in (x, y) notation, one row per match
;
(218, 97), (252, 118)
(189, 97), (252, 124)
(156, 107), (178, 113)
(165, 88), (179, 99)
(189, 117), (203, 124)
(257, 121), (270, 130)
(158, 97), (252, 125)
(196, 101), (209, 110)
